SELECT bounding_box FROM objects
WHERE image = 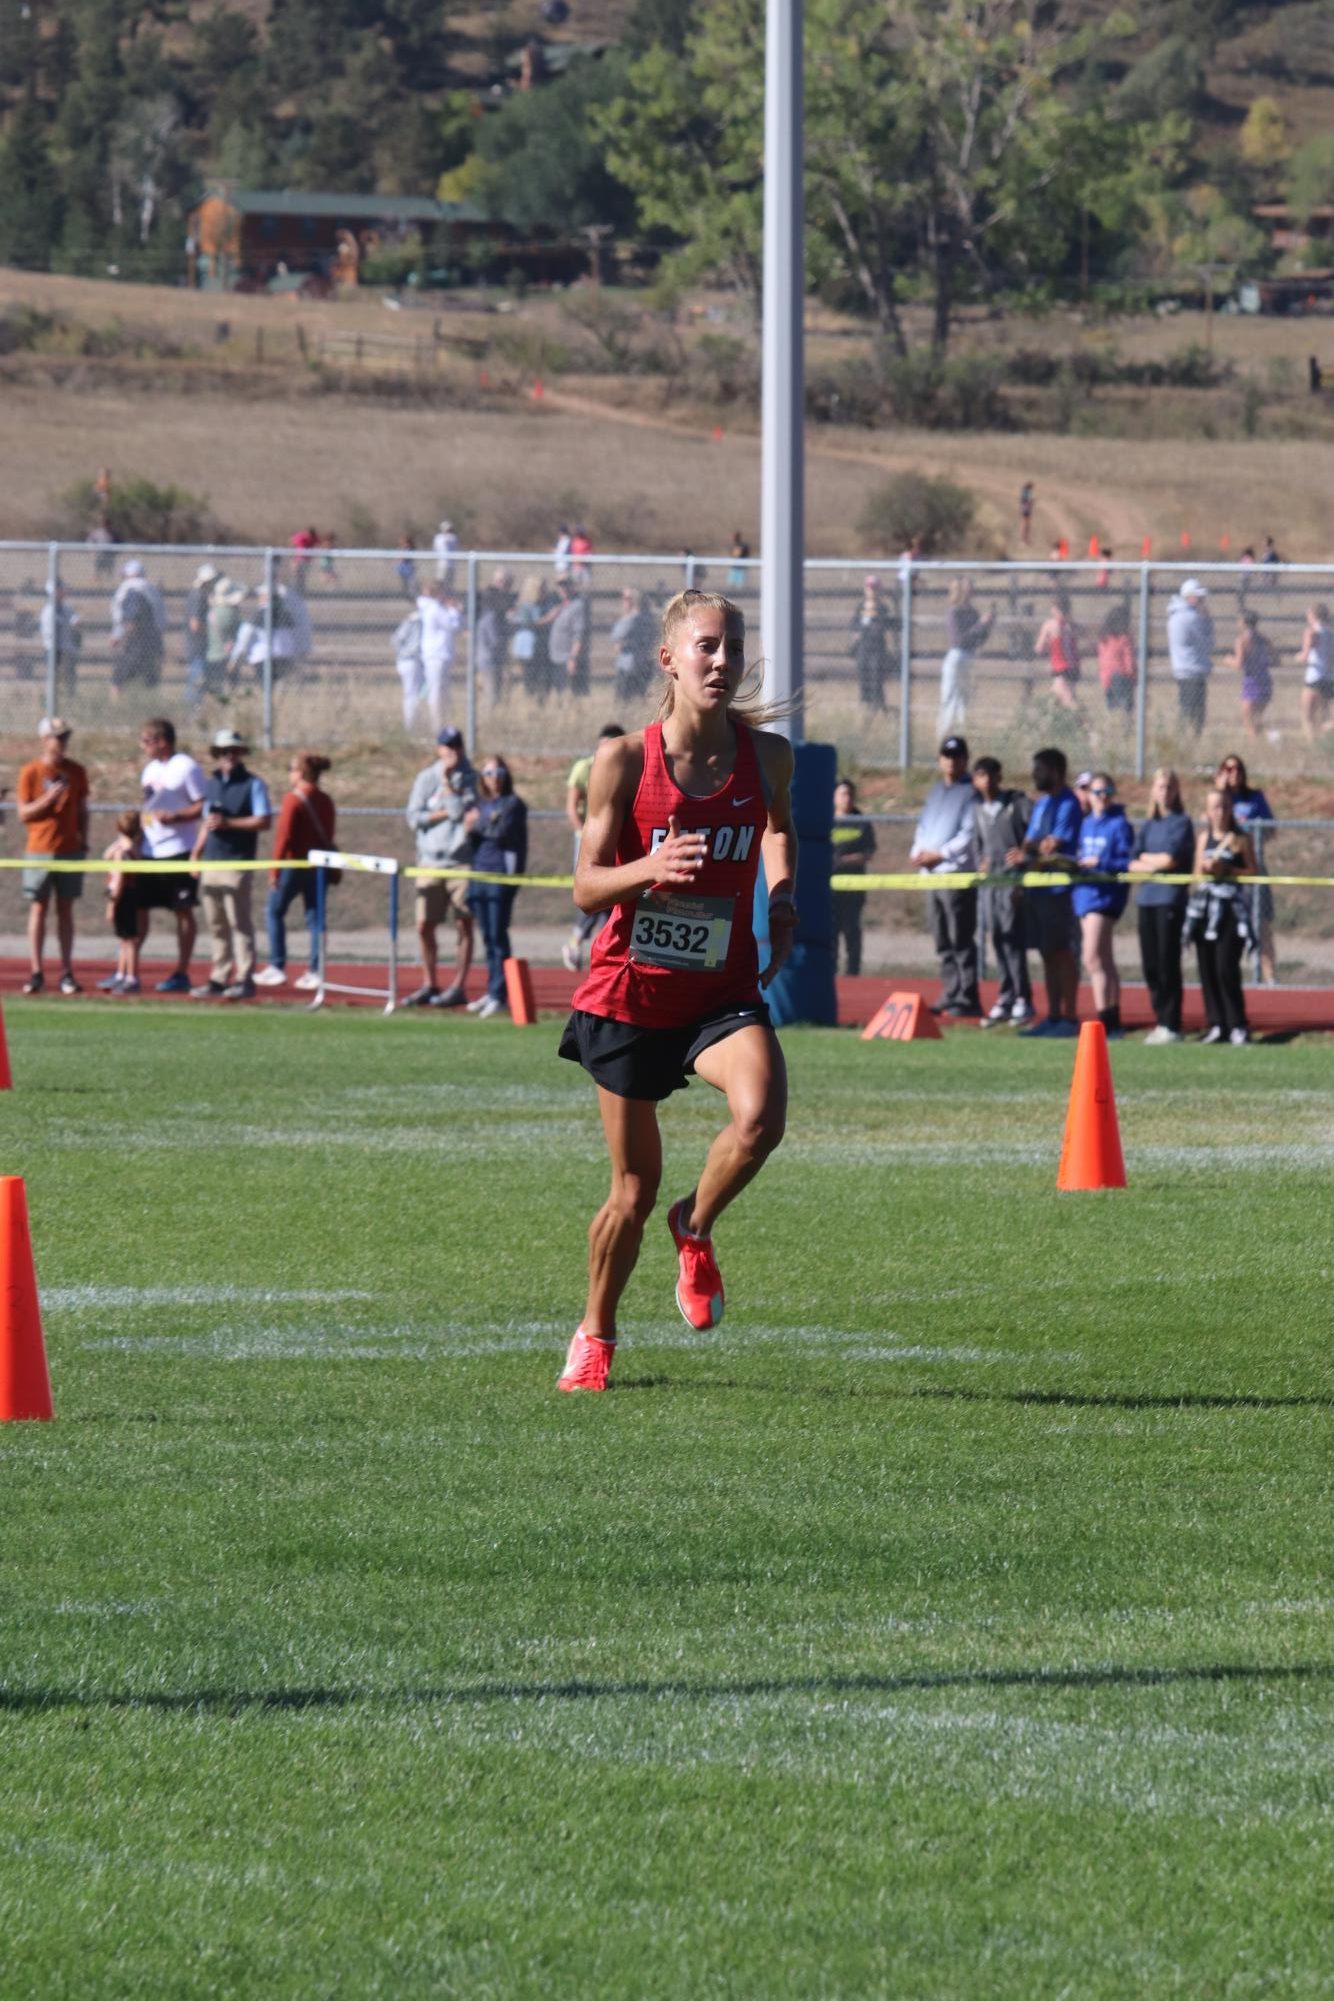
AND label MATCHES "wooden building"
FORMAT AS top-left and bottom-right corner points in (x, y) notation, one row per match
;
(185, 187), (496, 292)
